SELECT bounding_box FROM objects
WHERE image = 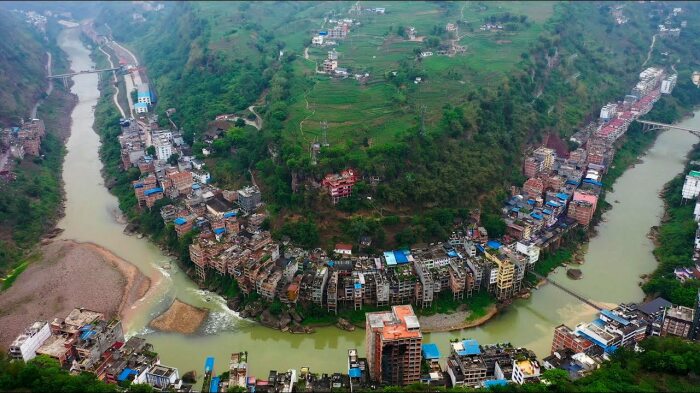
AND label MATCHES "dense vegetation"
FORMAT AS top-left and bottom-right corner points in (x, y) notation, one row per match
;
(0, 354), (154, 392)
(0, 9), (47, 126)
(0, 16), (73, 277)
